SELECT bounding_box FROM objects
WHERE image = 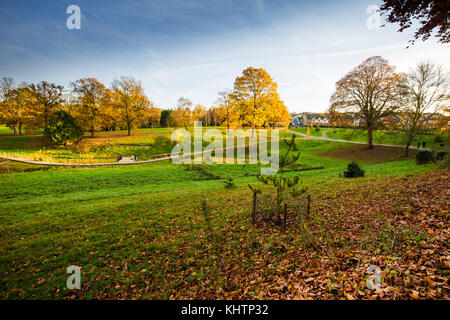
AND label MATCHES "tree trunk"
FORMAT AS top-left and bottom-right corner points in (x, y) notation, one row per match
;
(404, 144), (410, 157)
(90, 125), (94, 138)
(13, 124), (18, 136)
(404, 133), (414, 157)
(127, 121), (131, 136)
(226, 109), (229, 133)
(19, 123), (23, 135)
(367, 125), (373, 149)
